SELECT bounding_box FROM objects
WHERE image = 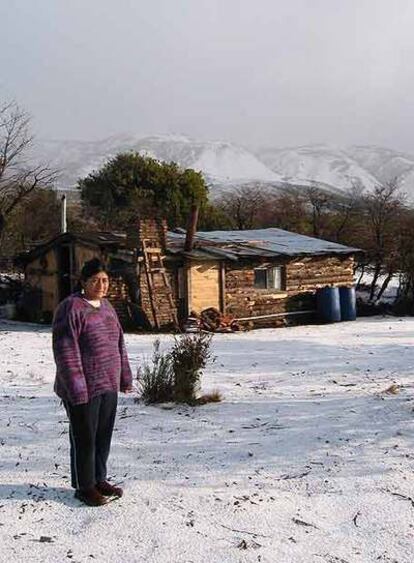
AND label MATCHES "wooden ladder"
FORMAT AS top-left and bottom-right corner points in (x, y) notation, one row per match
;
(141, 238), (179, 330)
